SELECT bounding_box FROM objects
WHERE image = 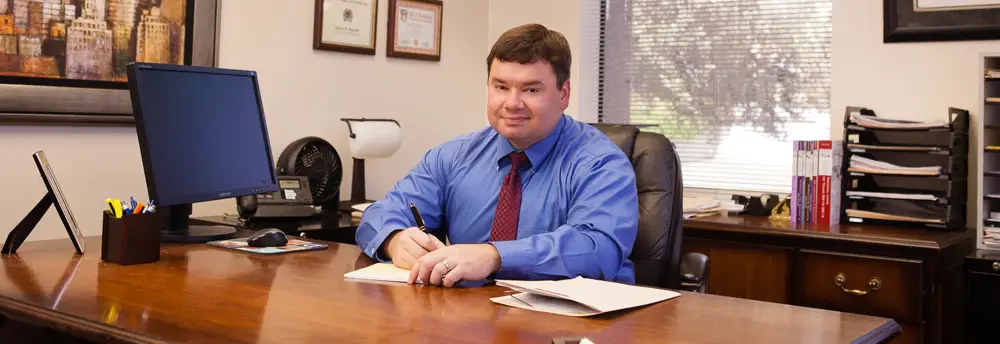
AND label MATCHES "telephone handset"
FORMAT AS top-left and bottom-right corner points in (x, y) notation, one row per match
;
(236, 176), (317, 219)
